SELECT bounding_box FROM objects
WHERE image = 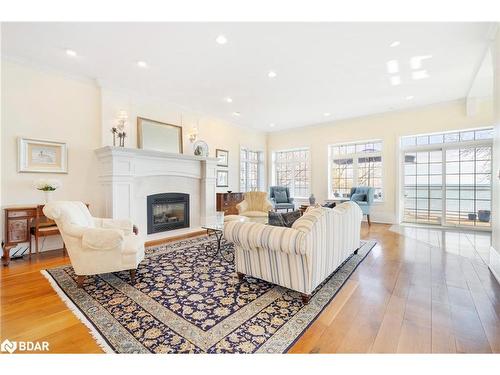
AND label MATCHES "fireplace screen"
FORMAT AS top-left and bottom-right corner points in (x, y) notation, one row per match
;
(147, 193), (189, 234)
